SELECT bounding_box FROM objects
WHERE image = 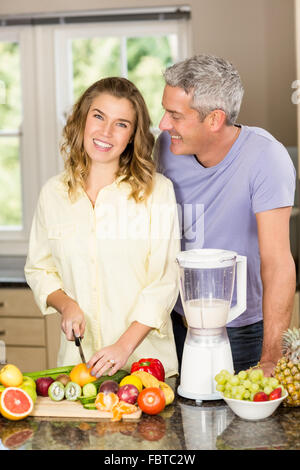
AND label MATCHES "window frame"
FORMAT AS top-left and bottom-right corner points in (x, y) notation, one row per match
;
(0, 18), (191, 256)
(0, 26), (40, 255)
